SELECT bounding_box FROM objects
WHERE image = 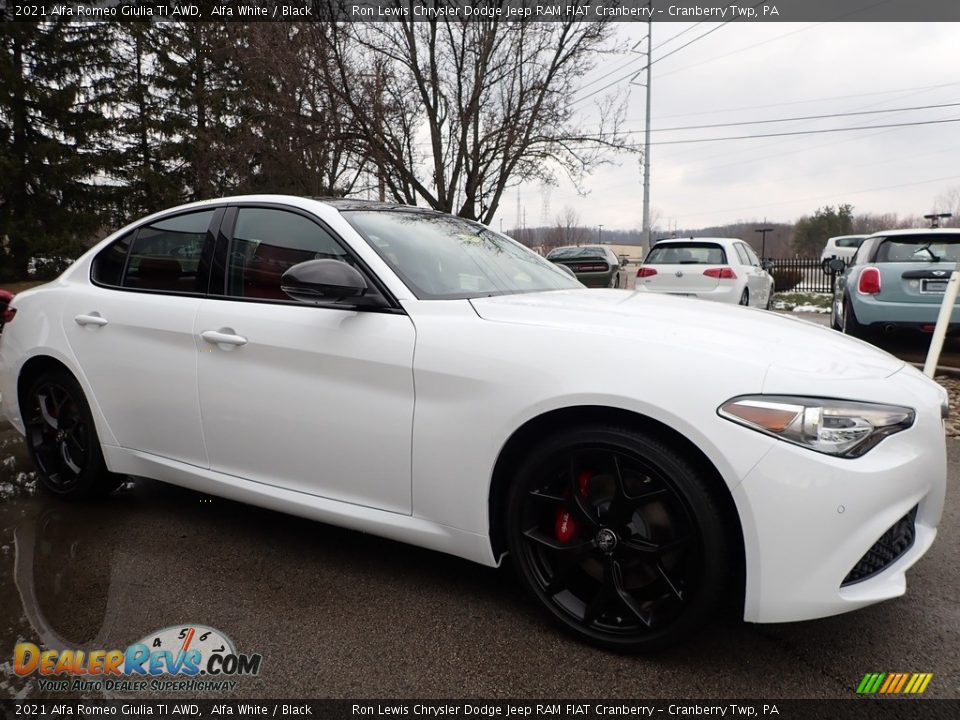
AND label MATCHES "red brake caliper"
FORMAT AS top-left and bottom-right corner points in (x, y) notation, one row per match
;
(554, 471), (592, 543)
